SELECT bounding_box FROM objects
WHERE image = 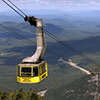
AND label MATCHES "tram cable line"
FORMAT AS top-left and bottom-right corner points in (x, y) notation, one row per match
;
(0, 24), (34, 46)
(0, 23), (96, 68)
(44, 29), (99, 66)
(7, 0), (27, 17)
(0, 24), (98, 66)
(2, 0), (24, 18)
